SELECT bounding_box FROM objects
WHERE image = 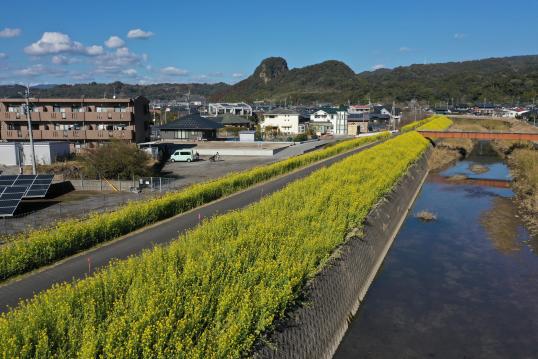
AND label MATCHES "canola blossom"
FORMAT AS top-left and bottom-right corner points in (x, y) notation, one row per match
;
(0, 131), (435, 358)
